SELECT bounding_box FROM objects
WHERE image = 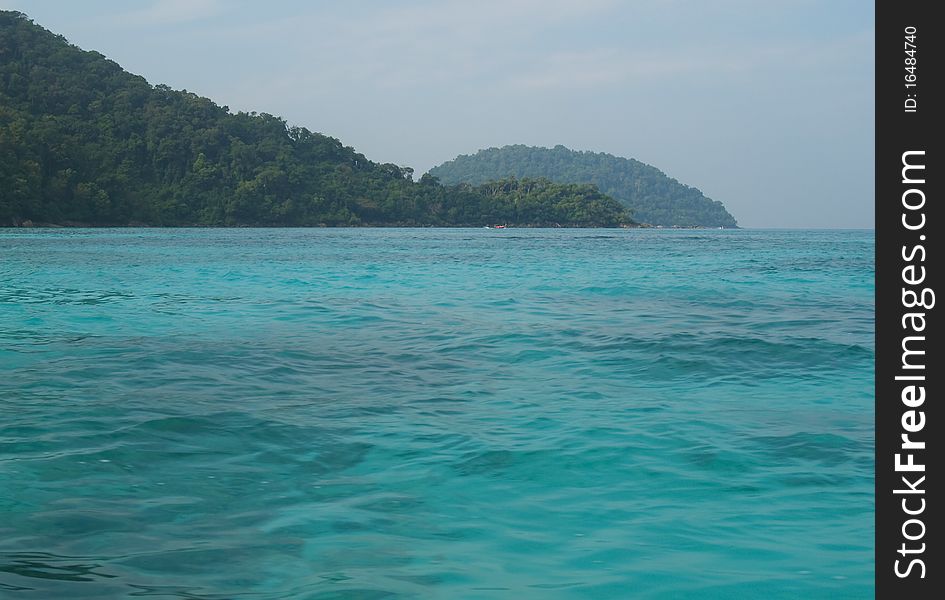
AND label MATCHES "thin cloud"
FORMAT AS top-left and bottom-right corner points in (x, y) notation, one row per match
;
(108, 0), (224, 27)
(512, 28), (874, 91)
